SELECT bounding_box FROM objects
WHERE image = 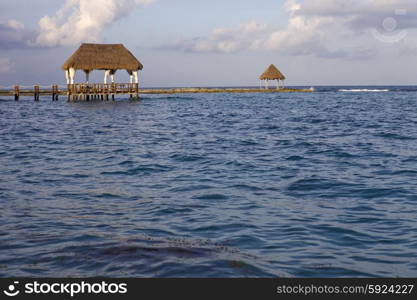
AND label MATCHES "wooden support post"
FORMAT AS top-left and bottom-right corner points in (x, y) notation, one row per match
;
(111, 83), (116, 101)
(52, 85), (59, 101)
(14, 85), (20, 101)
(135, 83), (139, 99)
(67, 84), (72, 102)
(62, 83), (144, 102)
(34, 85), (40, 101)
